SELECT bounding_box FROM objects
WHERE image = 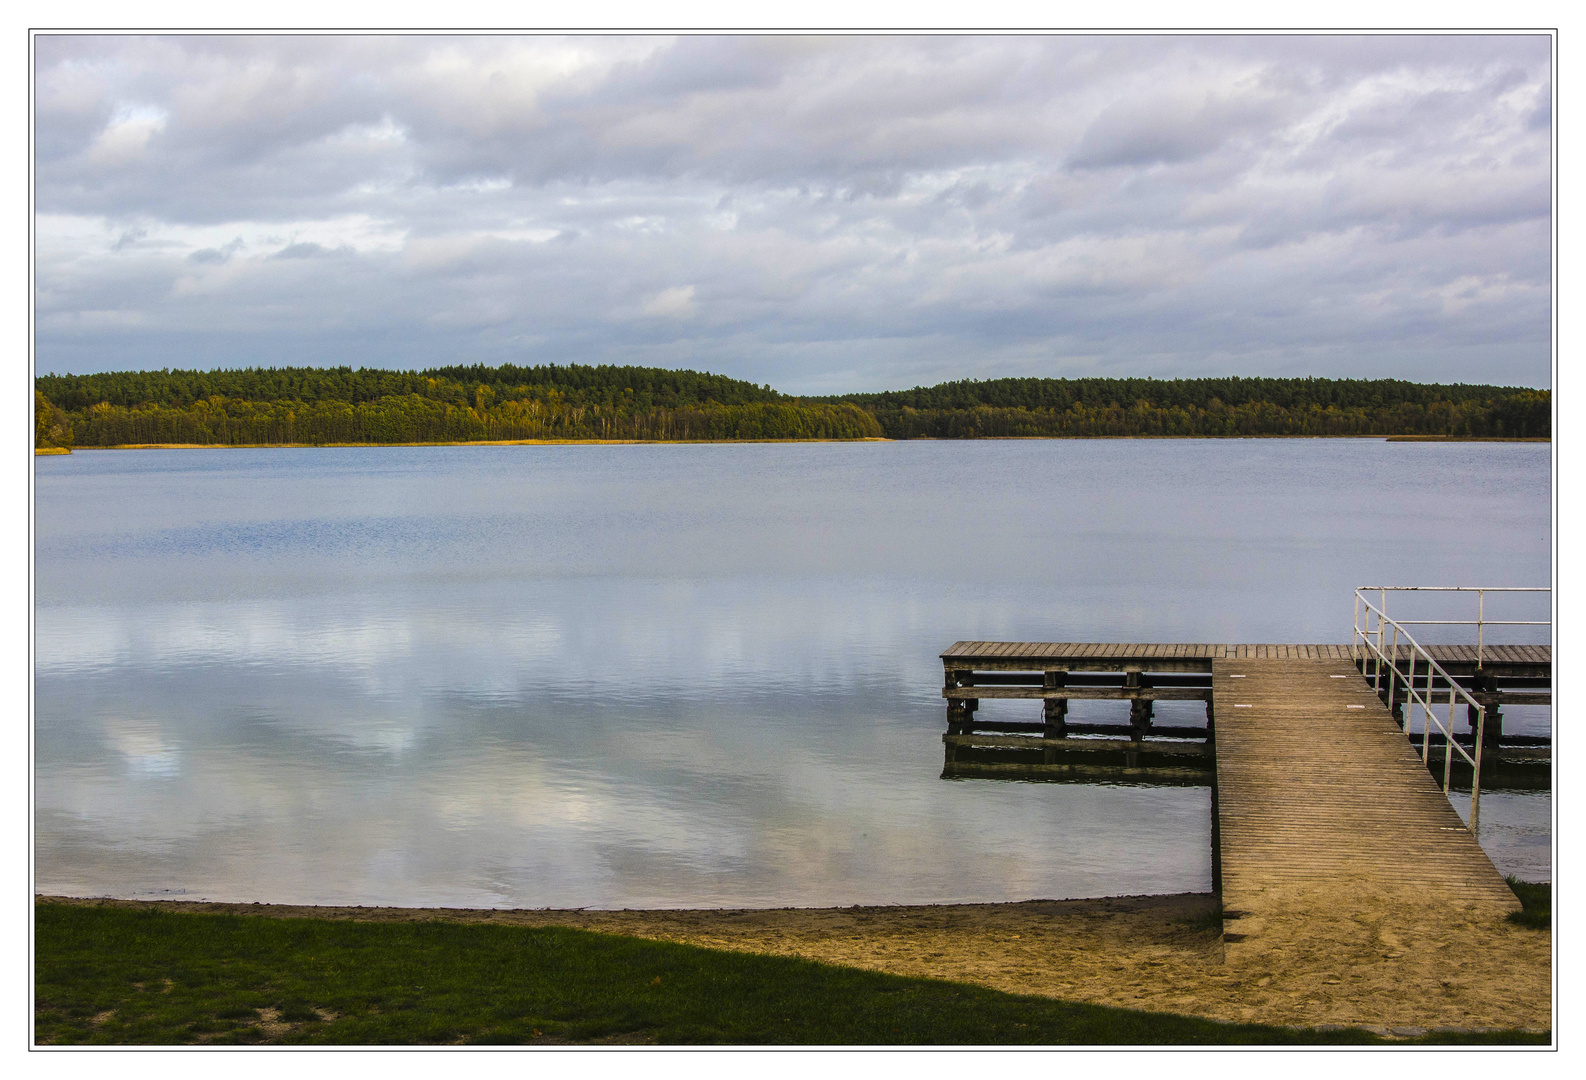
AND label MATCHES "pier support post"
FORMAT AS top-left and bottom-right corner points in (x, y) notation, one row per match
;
(1126, 671), (1153, 739)
(1483, 703), (1503, 749)
(945, 667), (970, 733)
(1043, 670), (1068, 763)
(1466, 675), (1504, 749)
